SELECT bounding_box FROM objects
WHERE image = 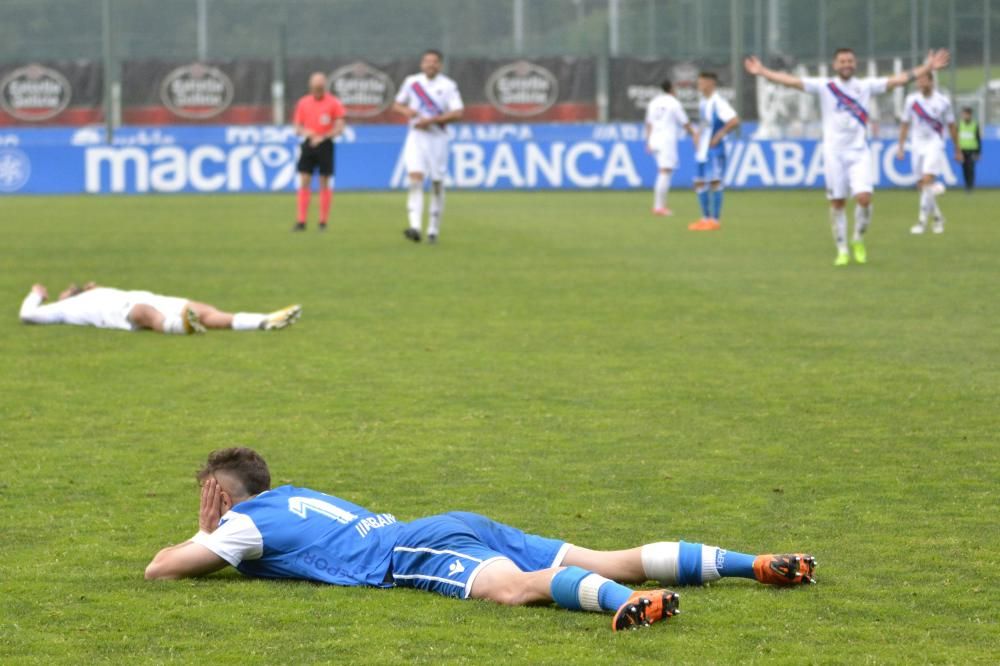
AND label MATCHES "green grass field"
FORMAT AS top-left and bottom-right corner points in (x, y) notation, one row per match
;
(1, 189), (997, 664)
